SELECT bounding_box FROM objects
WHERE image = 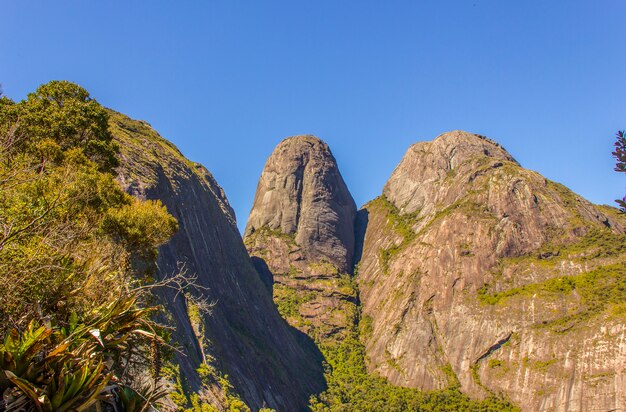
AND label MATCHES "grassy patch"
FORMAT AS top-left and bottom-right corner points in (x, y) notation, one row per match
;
(504, 228), (626, 270)
(309, 260), (340, 276)
(441, 363), (461, 388)
(243, 225), (297, 248)
(488, 359), (505, 369)
(337, 273), (358, 298)
(561, 228), (626, 260)
(273, 284), (315, 324)
(478, 262), (626, 329)
(369, 196), (421, 240)
(479, 262), (626, 305)
(527, 358), (558, 372)
(370, 196), (420, 274)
